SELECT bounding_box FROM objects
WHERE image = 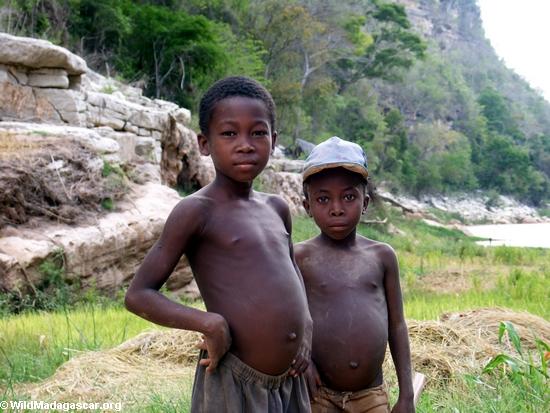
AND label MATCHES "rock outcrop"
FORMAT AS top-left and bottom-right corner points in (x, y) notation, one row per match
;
(0, 34), (213, 298)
